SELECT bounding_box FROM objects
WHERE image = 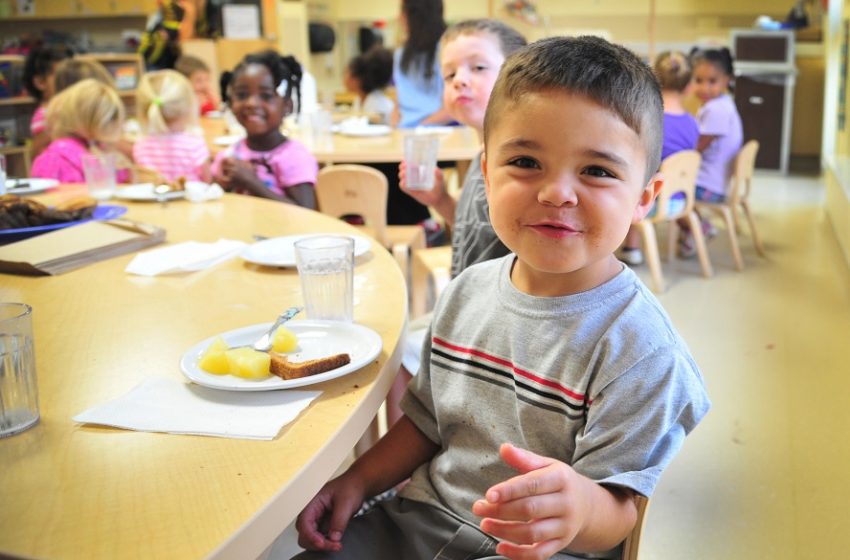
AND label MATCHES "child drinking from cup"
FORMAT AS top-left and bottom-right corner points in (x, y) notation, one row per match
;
(211, 50), (318, 208)
(133, 69), (211, 182)
(31, 79), (130, 184)
(387, 19), (527, 425)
